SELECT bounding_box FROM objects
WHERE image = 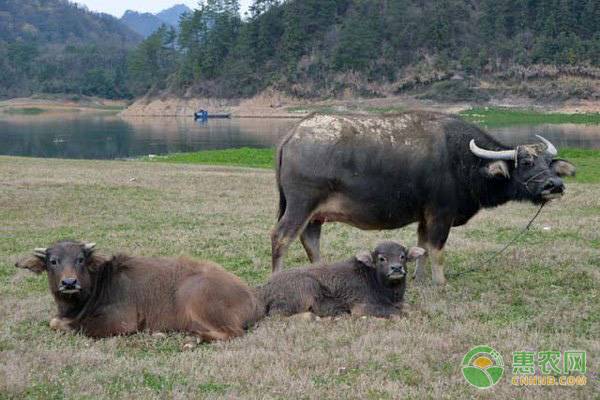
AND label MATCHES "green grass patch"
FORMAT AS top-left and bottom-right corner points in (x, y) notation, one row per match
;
(2, 107), (46, 115)
(460, 107), (600, 127)
(141, 147), (275, 169)
(559, 148), (600, 183)
(139, 146), (599, 184)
